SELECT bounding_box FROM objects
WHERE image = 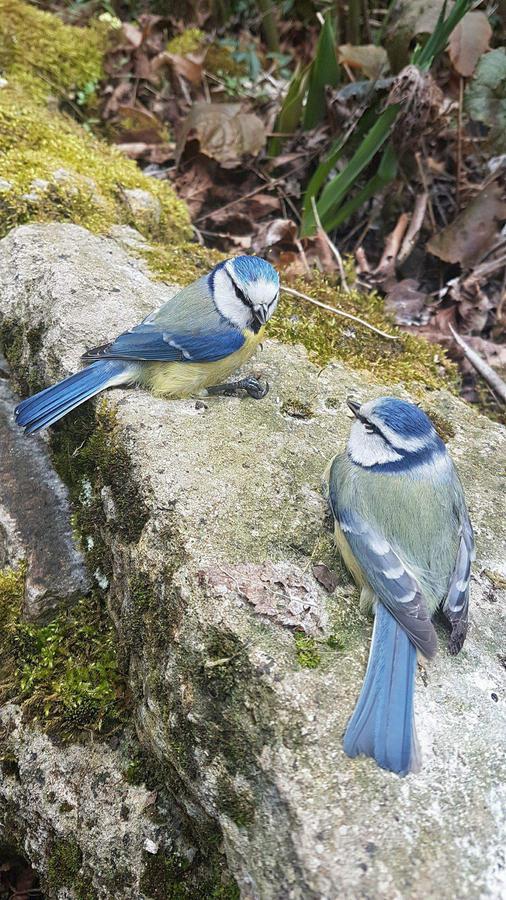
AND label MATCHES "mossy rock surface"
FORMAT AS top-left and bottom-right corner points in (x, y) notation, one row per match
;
(0, 223), (504, 899)
(0, 0), (191, 241)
